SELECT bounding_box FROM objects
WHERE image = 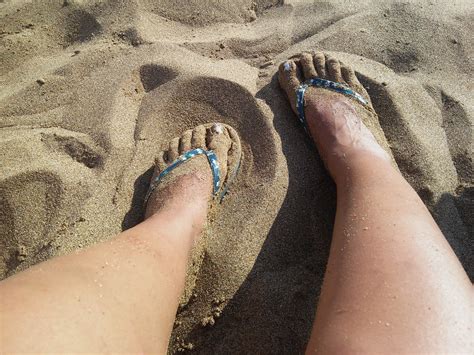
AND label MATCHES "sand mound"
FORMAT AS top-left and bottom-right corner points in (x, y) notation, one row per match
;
(139, 0), (282, 26)
(1, 0), (472, 353)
